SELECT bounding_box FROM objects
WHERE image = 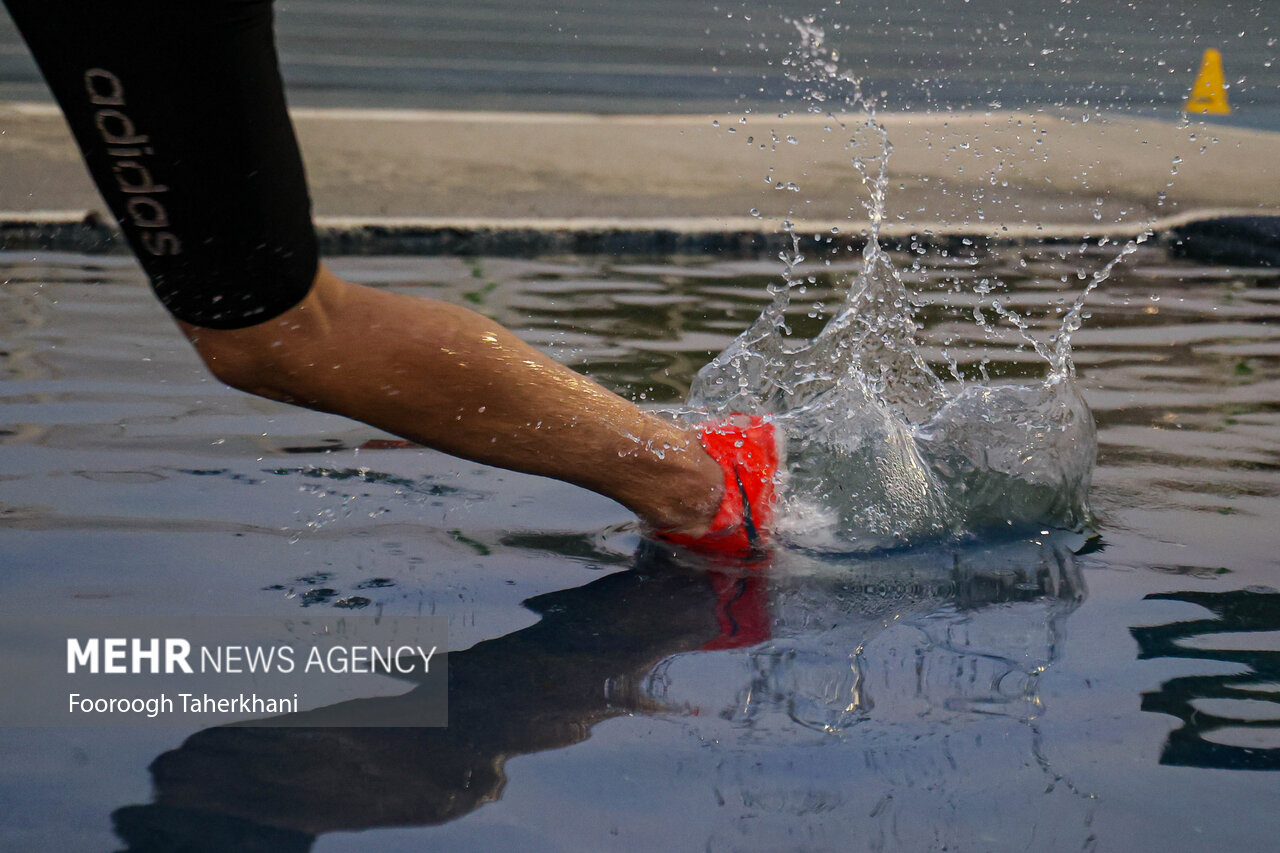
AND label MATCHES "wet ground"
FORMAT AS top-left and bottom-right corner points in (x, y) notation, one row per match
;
(1, 246), (1278, 851)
